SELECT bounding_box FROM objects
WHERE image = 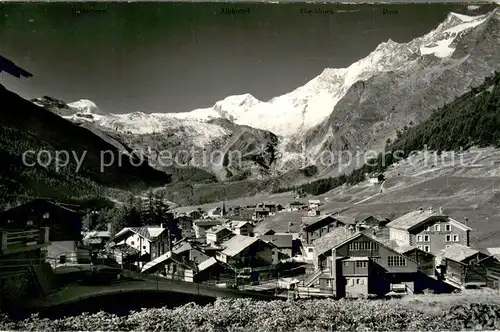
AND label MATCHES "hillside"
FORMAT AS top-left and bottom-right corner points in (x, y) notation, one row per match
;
(0, 85), (173, 207)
